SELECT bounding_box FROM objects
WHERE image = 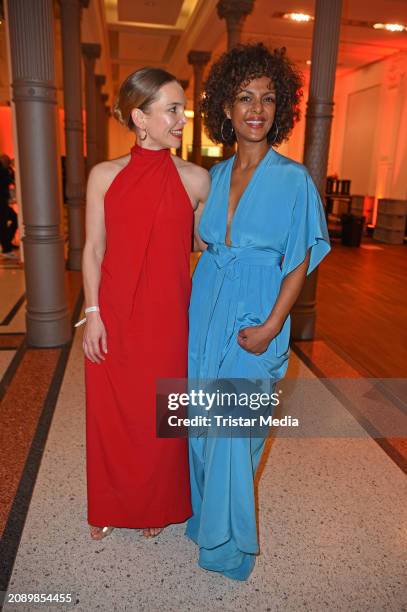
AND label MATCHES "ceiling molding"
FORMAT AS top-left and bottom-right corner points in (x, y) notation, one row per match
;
(243, 30), (405, 53)
(107, 22), (183, 37)
(167, 0), (221, 77)
(111, 57), (165, 67)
